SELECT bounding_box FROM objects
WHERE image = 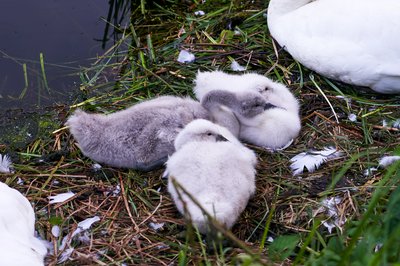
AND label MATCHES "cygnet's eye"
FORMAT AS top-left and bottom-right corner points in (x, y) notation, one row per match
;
(207, 132), (213, 136)
(257, 86), (269, 91)
(261, 86), (273, 92)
